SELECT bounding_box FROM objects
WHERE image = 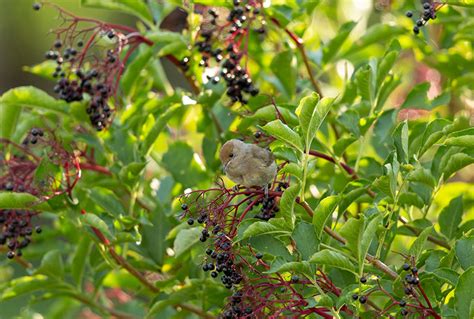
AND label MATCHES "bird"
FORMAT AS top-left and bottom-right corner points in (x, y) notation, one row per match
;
(219, 139), (277, 193)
